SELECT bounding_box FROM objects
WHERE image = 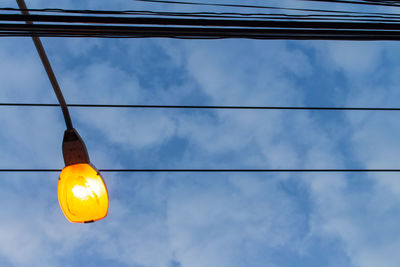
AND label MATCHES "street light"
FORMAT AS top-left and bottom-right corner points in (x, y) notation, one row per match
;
(59, 129), (109, 223)
(16, 0), (108, 223)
